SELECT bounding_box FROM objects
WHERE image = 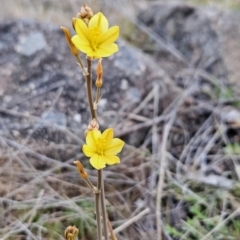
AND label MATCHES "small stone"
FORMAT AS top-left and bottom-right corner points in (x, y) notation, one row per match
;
(73, 113), (82, 123)
(29, 83), (35, 90)
(127, 87), (141, 103)
(98, 98), (108, 109)
(120, 79), (129, 90)
(3, 95), (12, 102)
(12, 130), (20, 138)
(224, 109), (240, 123)
(41, 111), (67, 127)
